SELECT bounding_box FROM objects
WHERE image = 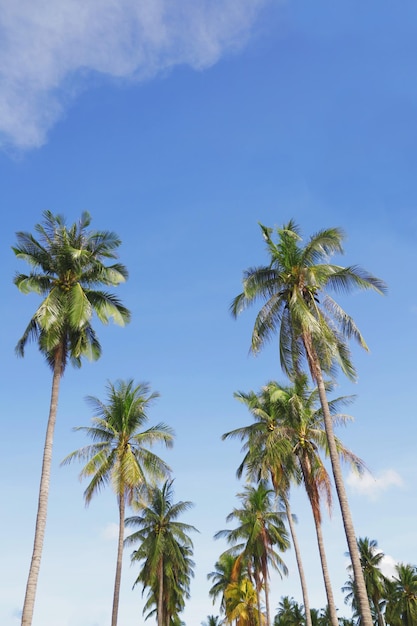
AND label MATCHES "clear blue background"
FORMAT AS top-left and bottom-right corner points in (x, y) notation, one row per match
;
(1, 2), (416, 625)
